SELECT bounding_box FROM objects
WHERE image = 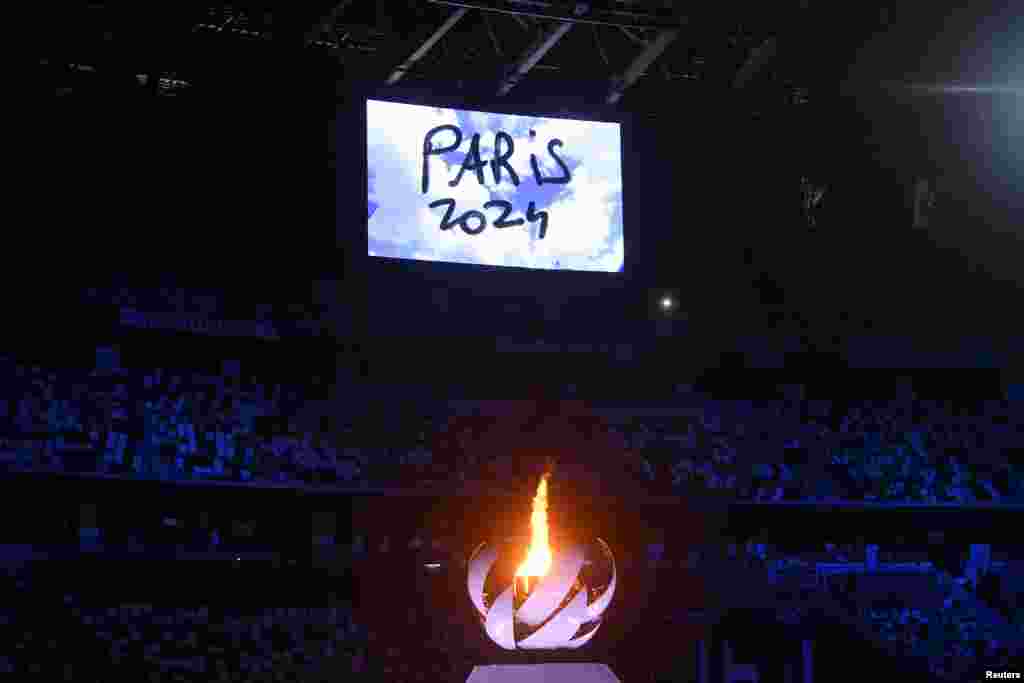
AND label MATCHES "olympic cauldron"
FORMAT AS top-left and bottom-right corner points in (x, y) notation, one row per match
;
(466, 474), (617, 650)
